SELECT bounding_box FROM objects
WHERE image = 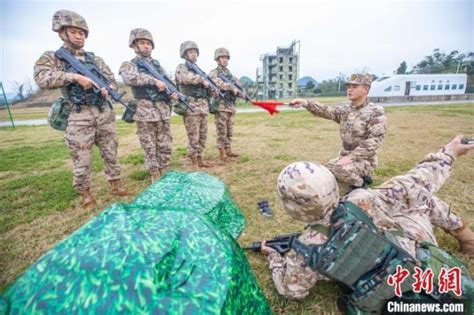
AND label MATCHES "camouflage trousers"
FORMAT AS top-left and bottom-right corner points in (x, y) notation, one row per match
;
(64, 107), (121, 192)
(326, 157), (375, 190)
(136, 120), (172, 172)
(215, 111), (235, 149)
(183, 114), (208, 158)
